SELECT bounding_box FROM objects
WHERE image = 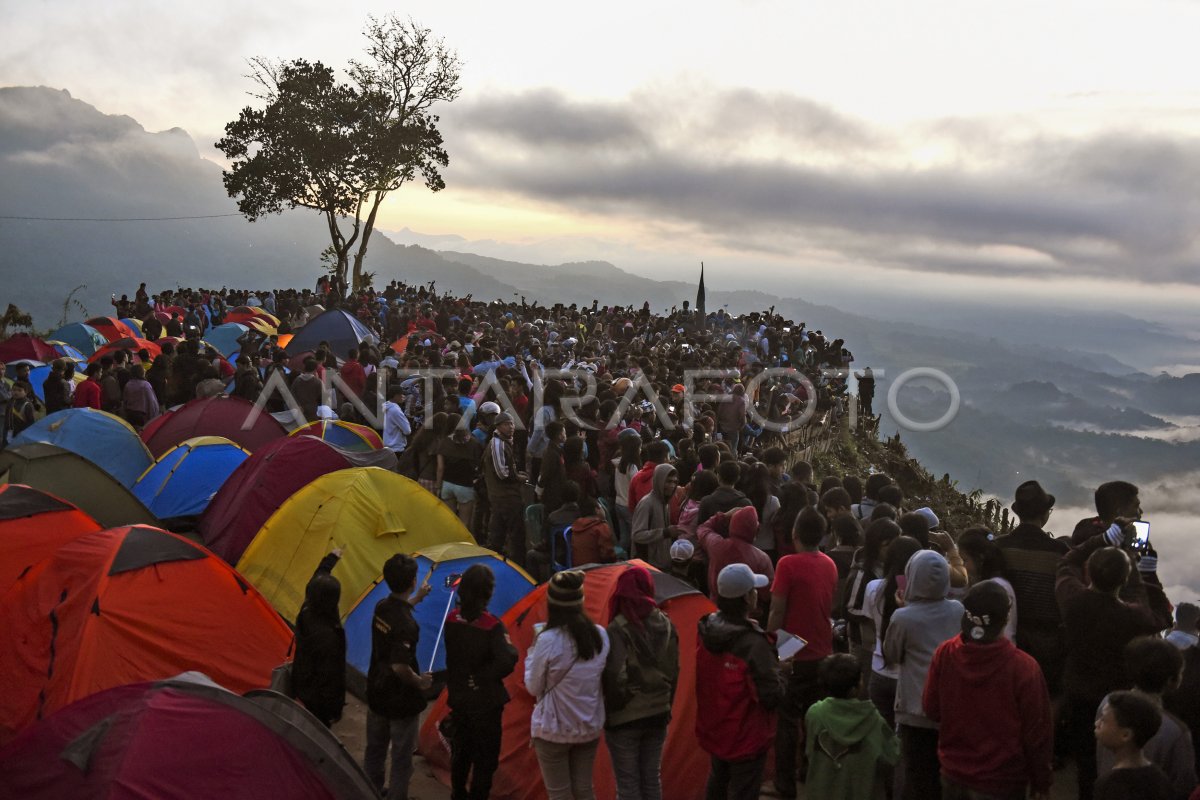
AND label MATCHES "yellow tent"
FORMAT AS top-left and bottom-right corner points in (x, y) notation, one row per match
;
(236, 467), (471, 621)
